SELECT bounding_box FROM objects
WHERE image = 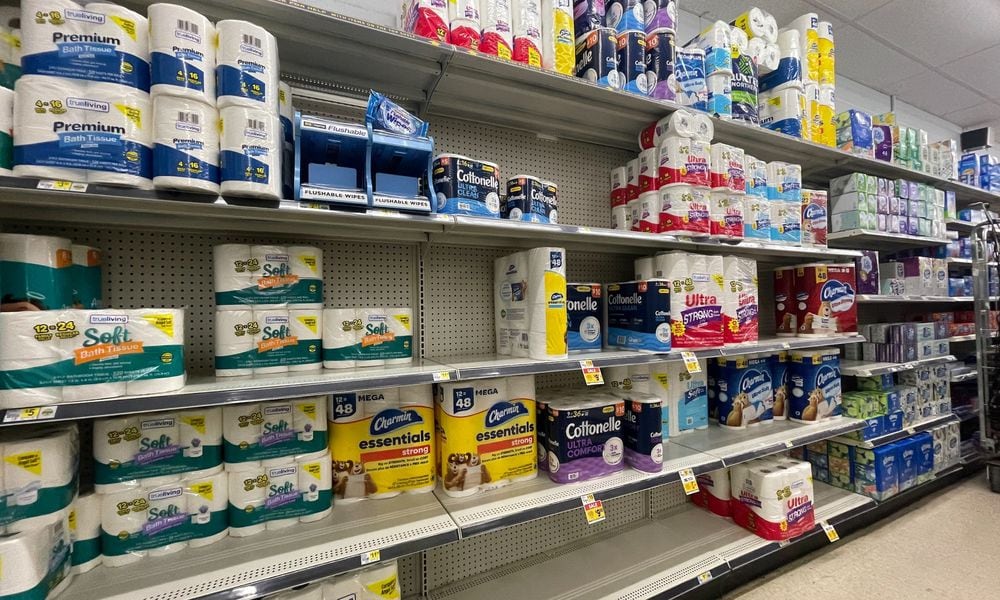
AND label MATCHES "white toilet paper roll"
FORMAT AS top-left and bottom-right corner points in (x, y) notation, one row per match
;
(634, 256), (654, 280)
(223, 403), (263, 471)
(127, 308), (186, 347)
(262, 462), (299, 531)
(356, 308), (388, 368)
(0, 302), (70, 355)
(85, 3), (150, 66)
(149, 3), (217, 103)
(291, 396), (328, 445)
(12, 75), (88, 182)
(322, 308), (359, 369)
(152, 95), (220, 194)
(0, 515), (72, 595)
(297, 454), (332, 522)
(286, 245), (323, 283)
(178, 406), (223, 460)
(758, 42), (780, 74)
(83, 82), (153, 189)
(382, 307), (413, 366)
(214, 243), (253, 308)
(53, 310), (126, 404)
(70, 491), (102, 574)
(92, 416), (141, 490)
(227, 467), (267, 537)
(216, 20), (279, 110)
(0, 364), (63, 408)
(183, 469), (229, 548)
(2, 427), (77, 510)
(249, 244), (289, 309)
(252, 308), (290, 375)
(288, 308), (323, 371)
(215, 309), (255, 377)
(611, 205), (629, 230)
(220, 105), (281, 200)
